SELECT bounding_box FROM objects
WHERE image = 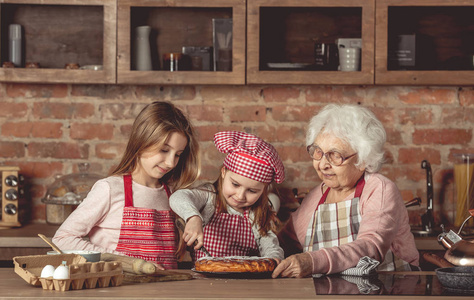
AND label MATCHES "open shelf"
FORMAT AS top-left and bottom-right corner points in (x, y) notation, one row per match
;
(0, 0), (116, 84)
(117, 0), (246, 85)
(247, 0), (375, 85)
(376, 0), (474, 85)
